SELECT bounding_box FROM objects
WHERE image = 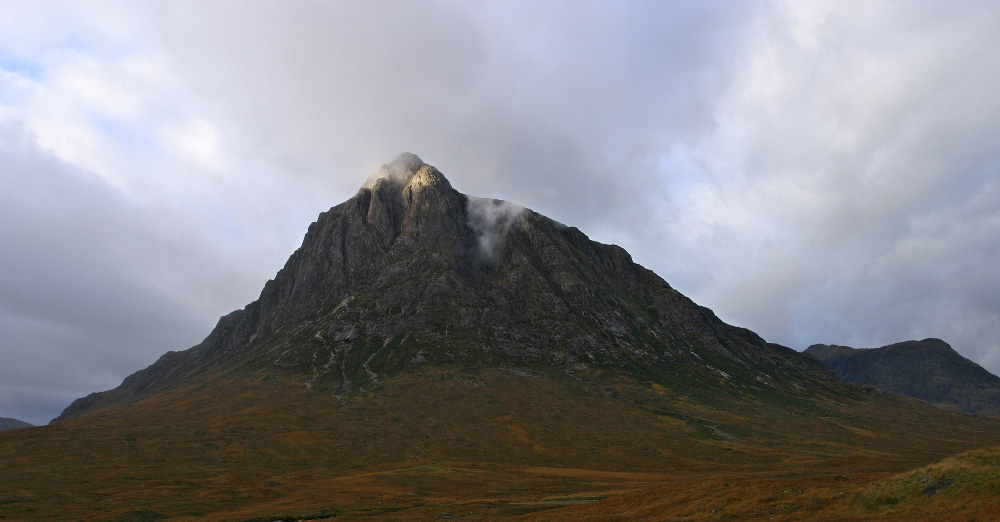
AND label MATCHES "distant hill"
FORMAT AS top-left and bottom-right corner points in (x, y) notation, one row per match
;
(0, 417), (33, 430)
(805, 338), (1000, 416)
